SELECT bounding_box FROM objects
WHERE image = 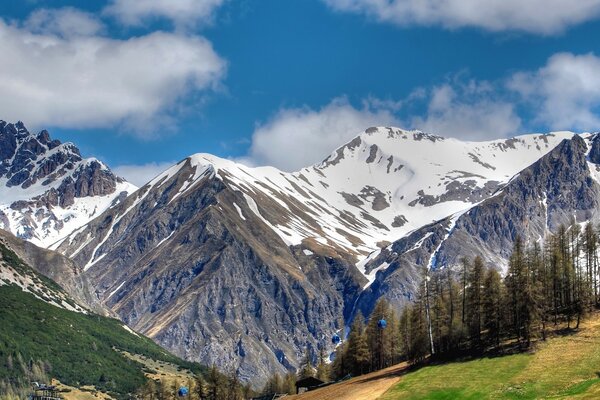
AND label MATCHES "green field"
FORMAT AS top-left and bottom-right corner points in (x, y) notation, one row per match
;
(381, 318), (600, 399)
